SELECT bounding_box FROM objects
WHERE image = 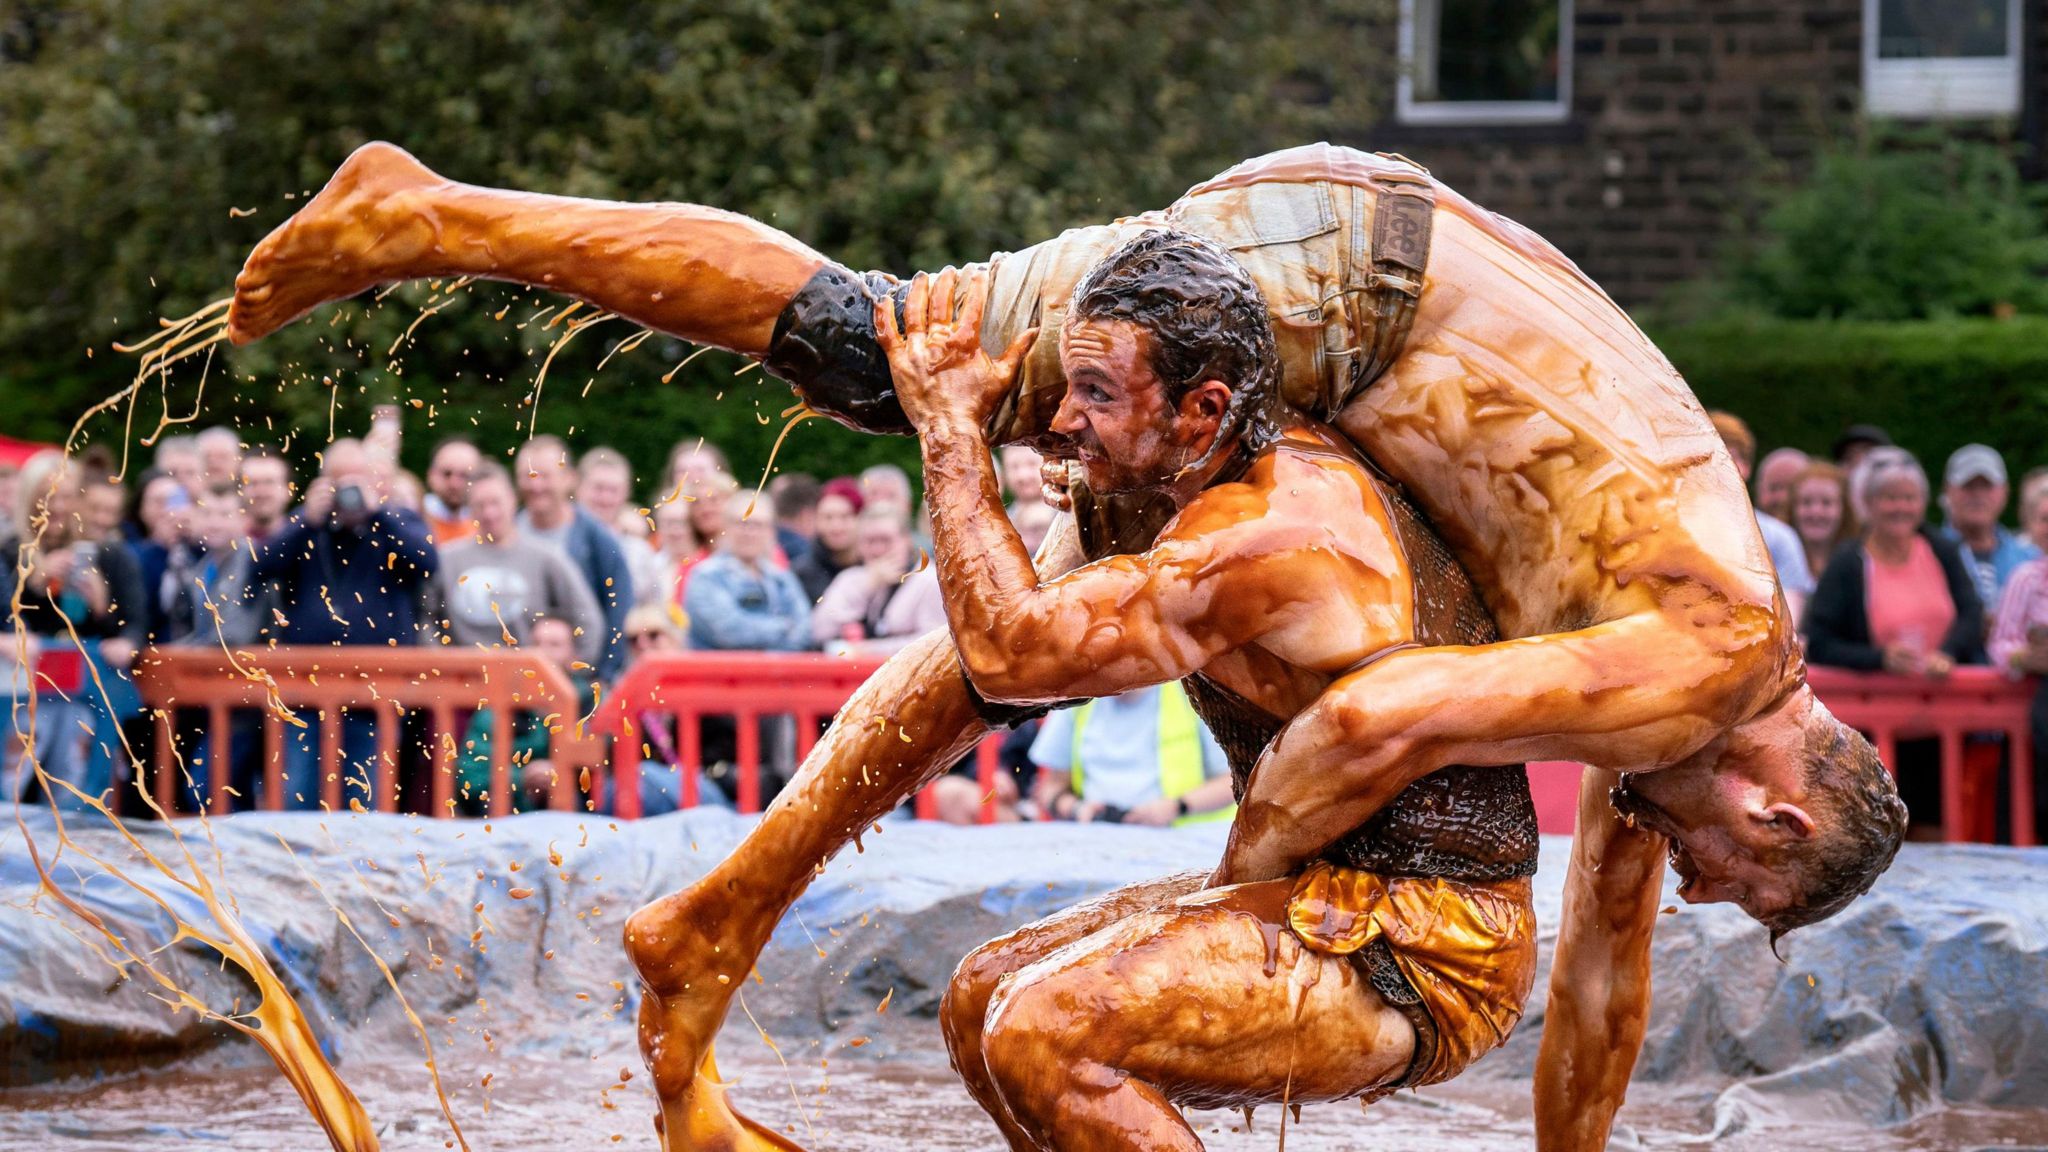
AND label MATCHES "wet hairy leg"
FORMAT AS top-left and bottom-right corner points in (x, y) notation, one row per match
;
(226, 141), (825, 351)
(624, 631), (991, 1150)
(940, 872), (1209, 1150)
(978, 881), (1415, 1152)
